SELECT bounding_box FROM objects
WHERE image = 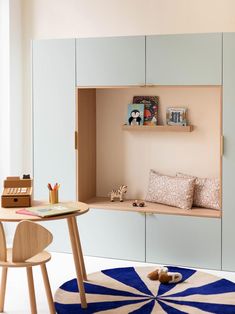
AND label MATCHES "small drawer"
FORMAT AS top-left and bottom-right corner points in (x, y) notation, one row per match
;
(1, 196), (31, 208)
